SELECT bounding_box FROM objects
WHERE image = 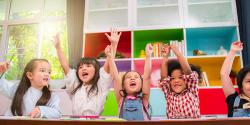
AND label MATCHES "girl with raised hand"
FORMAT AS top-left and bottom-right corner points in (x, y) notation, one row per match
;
(53, 28), (121, 116)
(108, 43), (153, 120)
(220, 41), (250, 117)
